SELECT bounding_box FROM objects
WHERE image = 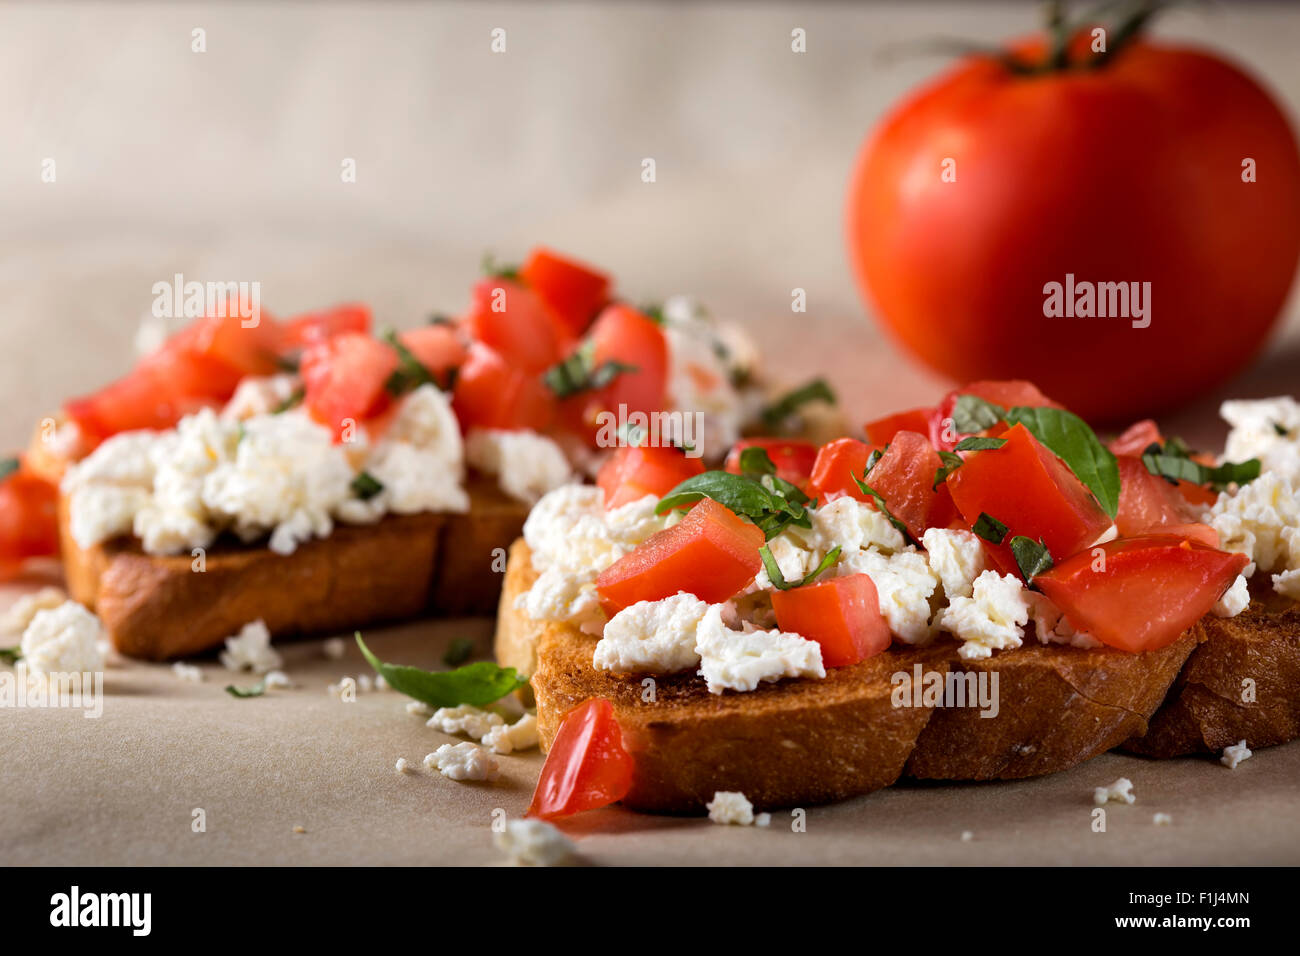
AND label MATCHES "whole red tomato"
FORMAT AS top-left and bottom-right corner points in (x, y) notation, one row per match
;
(847, 23), (1300, 422)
